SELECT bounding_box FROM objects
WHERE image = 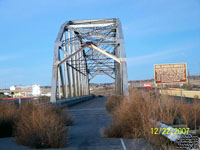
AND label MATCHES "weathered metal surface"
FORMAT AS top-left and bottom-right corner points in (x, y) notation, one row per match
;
(51, 18), (129, 102)
(154, 63), (187, 84)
